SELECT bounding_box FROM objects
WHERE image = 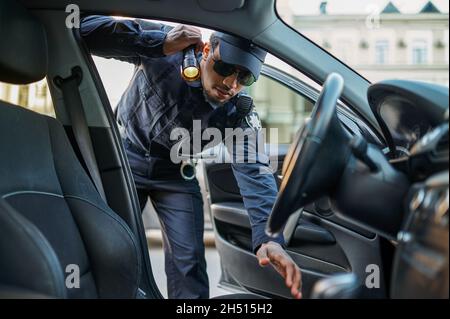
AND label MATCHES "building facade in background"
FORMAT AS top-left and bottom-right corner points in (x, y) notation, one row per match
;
(0, 79), (54, 117)
(279, 0), (449, 85)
